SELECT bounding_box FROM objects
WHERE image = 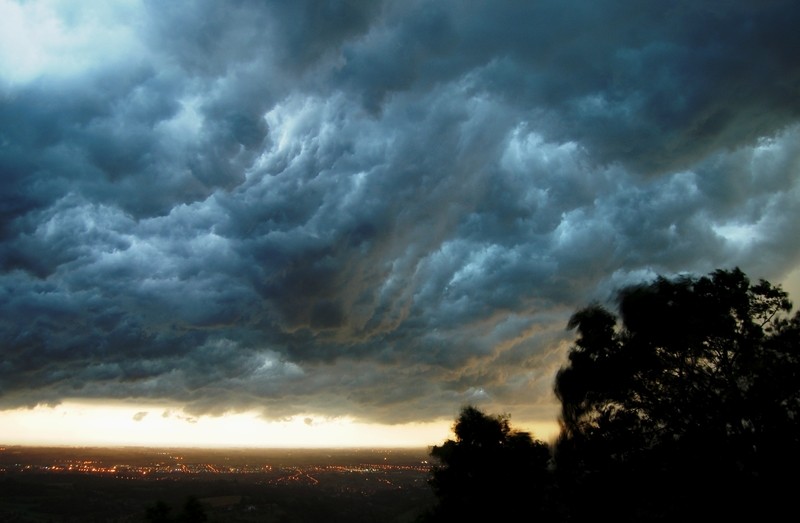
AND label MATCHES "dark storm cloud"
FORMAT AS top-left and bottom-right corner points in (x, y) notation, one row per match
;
(335, 0), (800, 173)
(1, 0), (799, 427)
